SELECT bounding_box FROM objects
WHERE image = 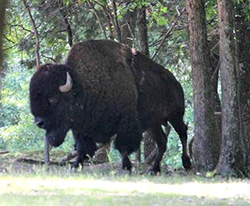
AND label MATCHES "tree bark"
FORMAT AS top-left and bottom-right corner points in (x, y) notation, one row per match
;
(22, 0), (40, 66)
(120, 1), (136, 47)
(112, 1), (121, 42)
(0, 0), (7, 67)
(137, 6), (149, 57)
(58, 0), (73, 47)
(23, 0), (51, 165)
(185, 0), (221, 172)
(87, 0), (107, 39)
(0, 0), (8, 112)
(235, 4), (250, 176)
(216, 0), (250, 177)
(136, 6), (156, 162)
